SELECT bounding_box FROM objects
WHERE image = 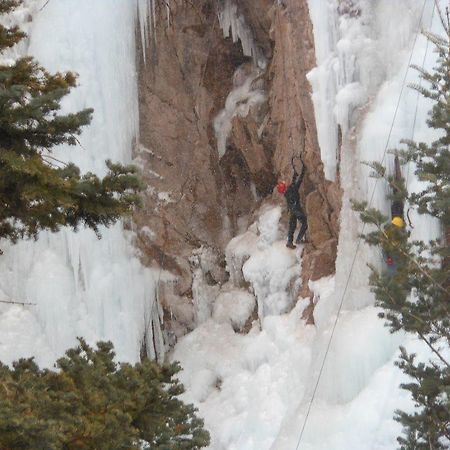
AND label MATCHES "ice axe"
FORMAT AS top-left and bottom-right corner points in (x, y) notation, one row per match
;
(291, 154), (304, 174)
